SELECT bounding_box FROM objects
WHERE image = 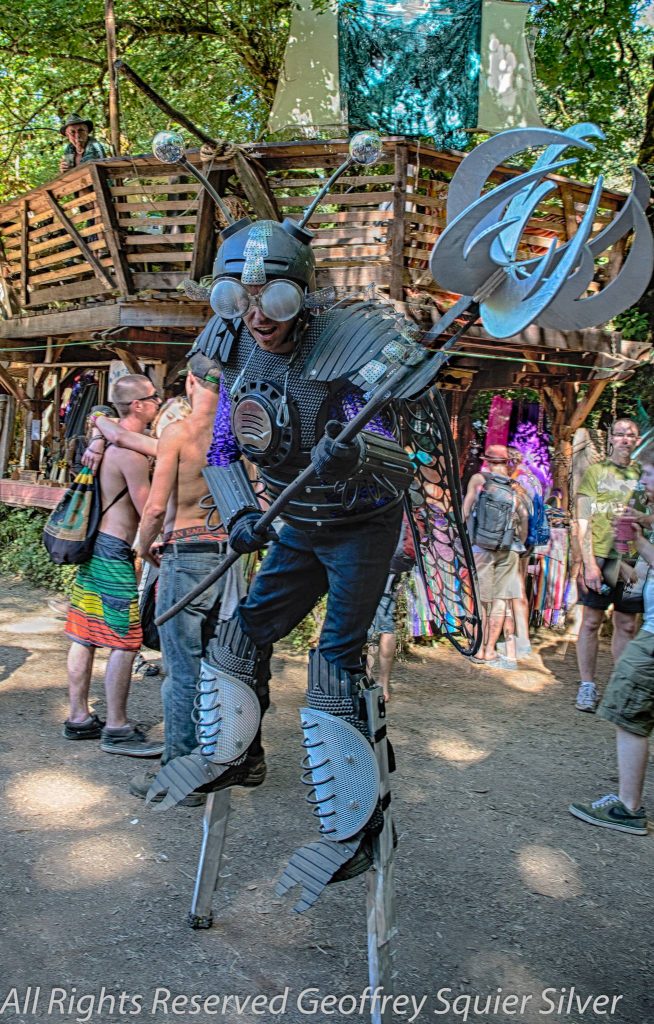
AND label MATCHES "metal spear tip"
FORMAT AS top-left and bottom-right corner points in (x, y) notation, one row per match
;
(152, 130), (186, 164)
(349, 130), (383, 166)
